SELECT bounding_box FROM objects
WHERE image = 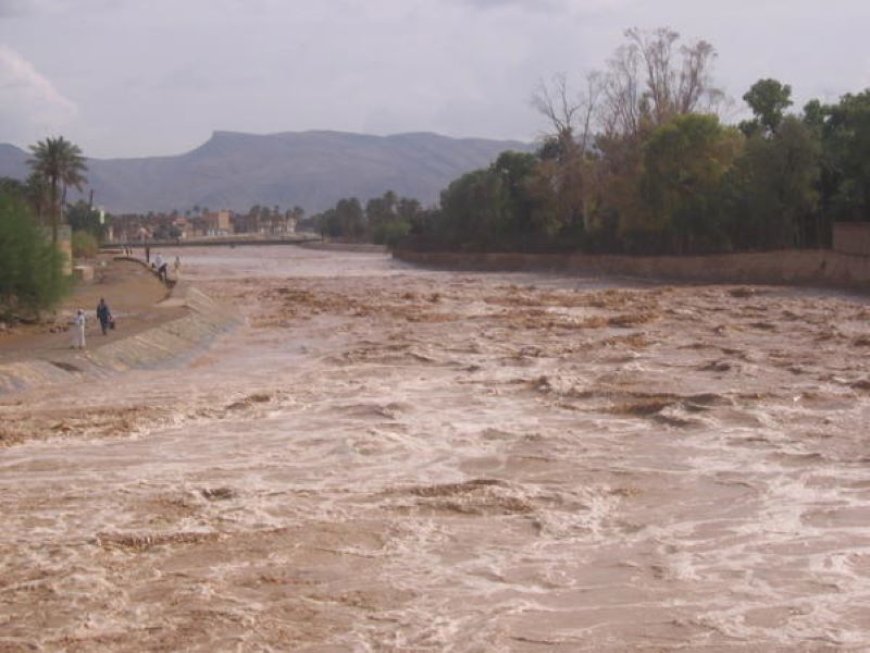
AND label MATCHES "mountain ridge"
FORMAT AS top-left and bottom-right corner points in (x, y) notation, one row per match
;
(0, 131), (533, 214)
